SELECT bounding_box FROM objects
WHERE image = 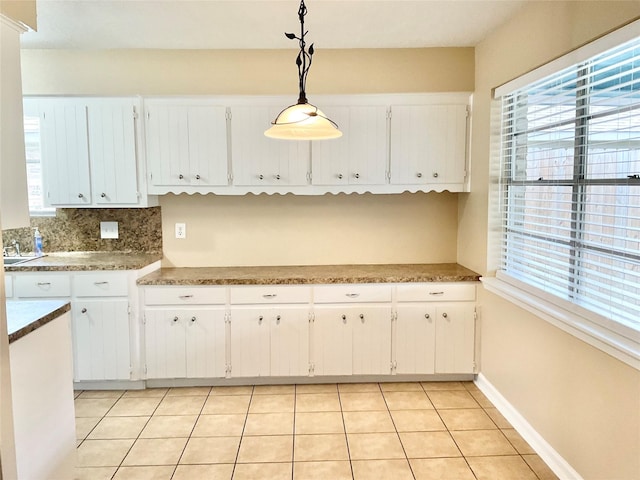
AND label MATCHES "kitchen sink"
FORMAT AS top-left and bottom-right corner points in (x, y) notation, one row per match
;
(3, 256), (37, 266)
